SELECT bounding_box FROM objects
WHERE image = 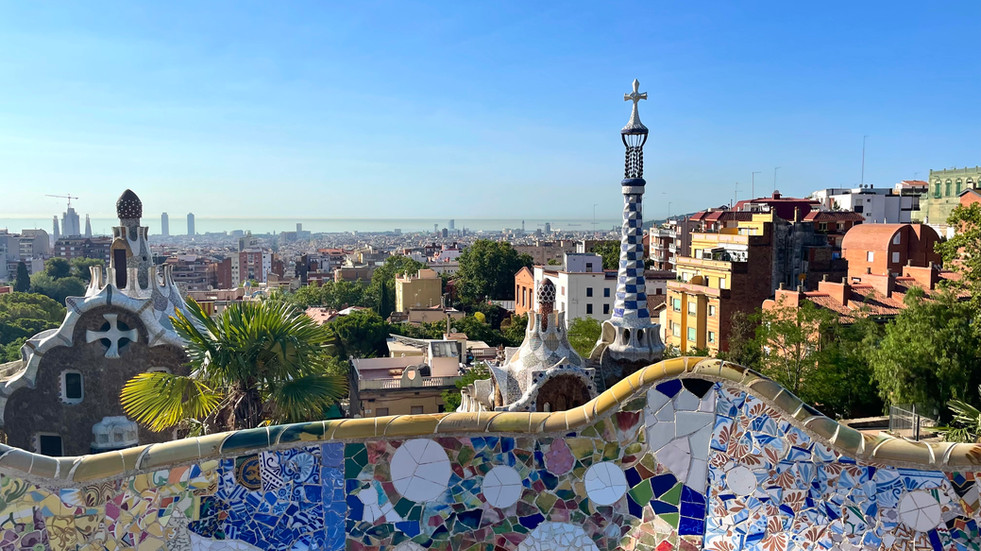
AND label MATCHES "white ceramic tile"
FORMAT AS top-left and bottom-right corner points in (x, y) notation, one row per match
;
(517, 522), (601, 551)
(391, 439), (451, 502)
(899, 491), (942, 532)
(688, 425), (712, 460)
(687, 458), (708, 492)
(725, 464), (757, 496)
(583, 462), (628, 506)
(698, 388), (717, 412)
(483, 466), (523, 508)
(674, 389), (699, 411)
(647, 389), (671, 414)
(646, 422), (675, 452)
(658, 438), (691, 481)
(675, 411), (713, 436)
